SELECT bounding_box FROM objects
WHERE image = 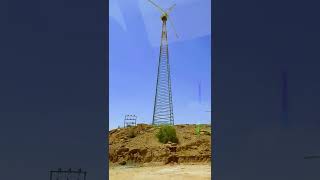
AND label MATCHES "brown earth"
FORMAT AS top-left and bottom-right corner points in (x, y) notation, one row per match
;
(108, 124), (212, 166)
